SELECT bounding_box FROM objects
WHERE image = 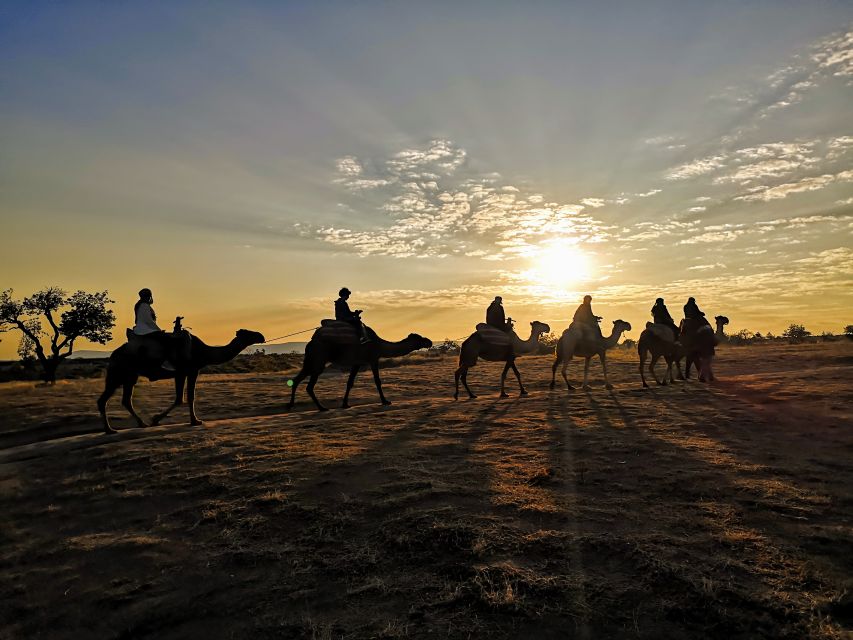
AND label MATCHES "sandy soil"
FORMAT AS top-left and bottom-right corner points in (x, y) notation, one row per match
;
(1, 342), (852, 639)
